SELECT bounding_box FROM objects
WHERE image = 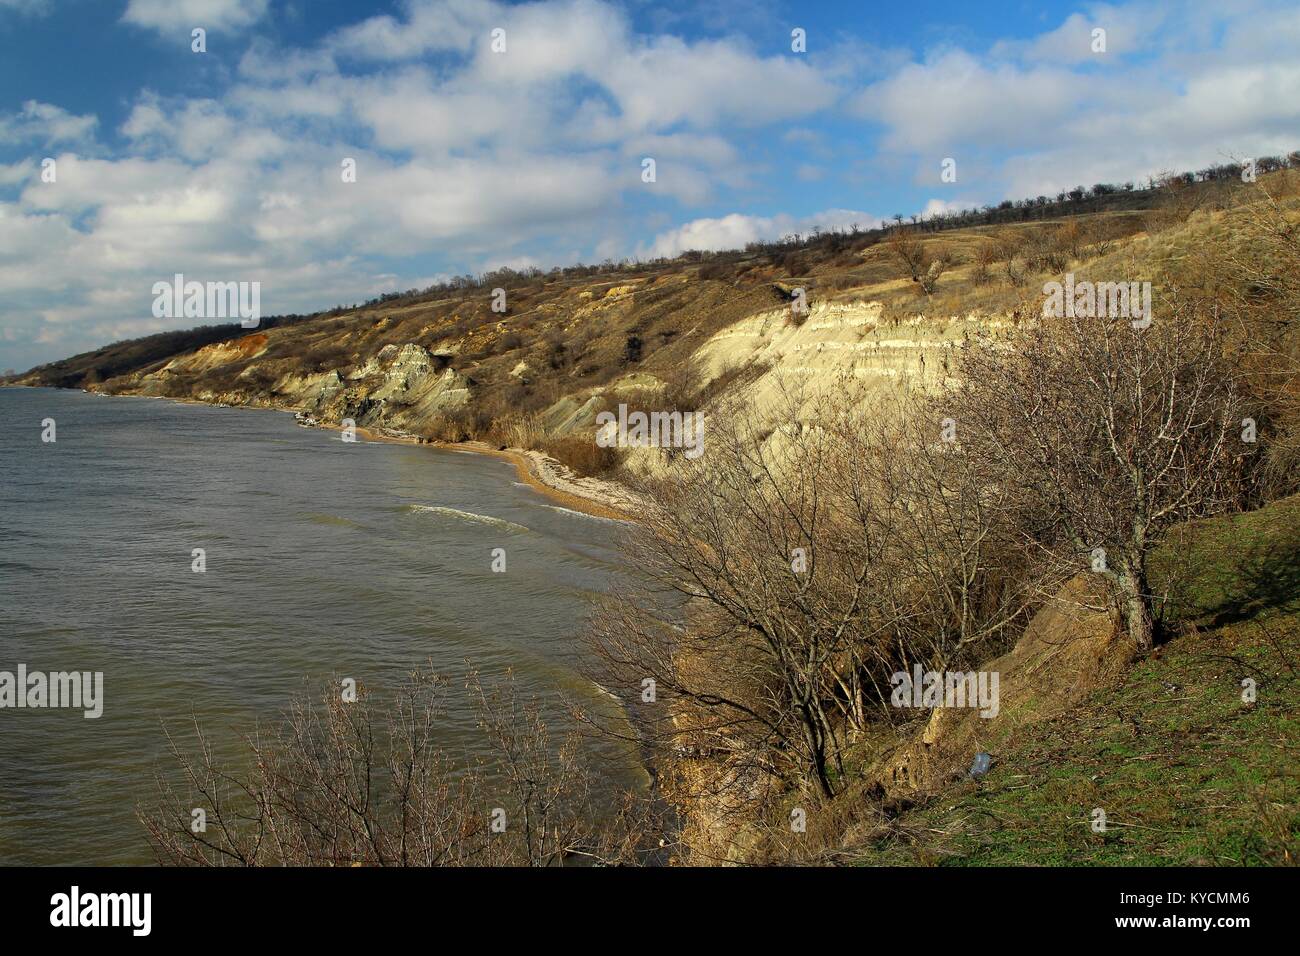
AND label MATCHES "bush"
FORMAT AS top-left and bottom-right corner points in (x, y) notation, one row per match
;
(698, 260), (738, 282)
(540, 434), (622, 477)
(623, 334), (643, 365)
(141, 670), (655, 866)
